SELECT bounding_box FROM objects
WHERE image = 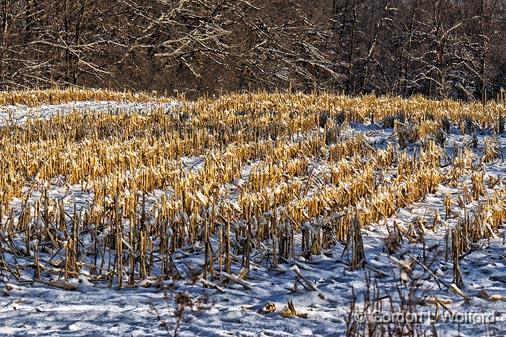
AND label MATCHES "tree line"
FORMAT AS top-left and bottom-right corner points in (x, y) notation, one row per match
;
(1, 0), (505, 100)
